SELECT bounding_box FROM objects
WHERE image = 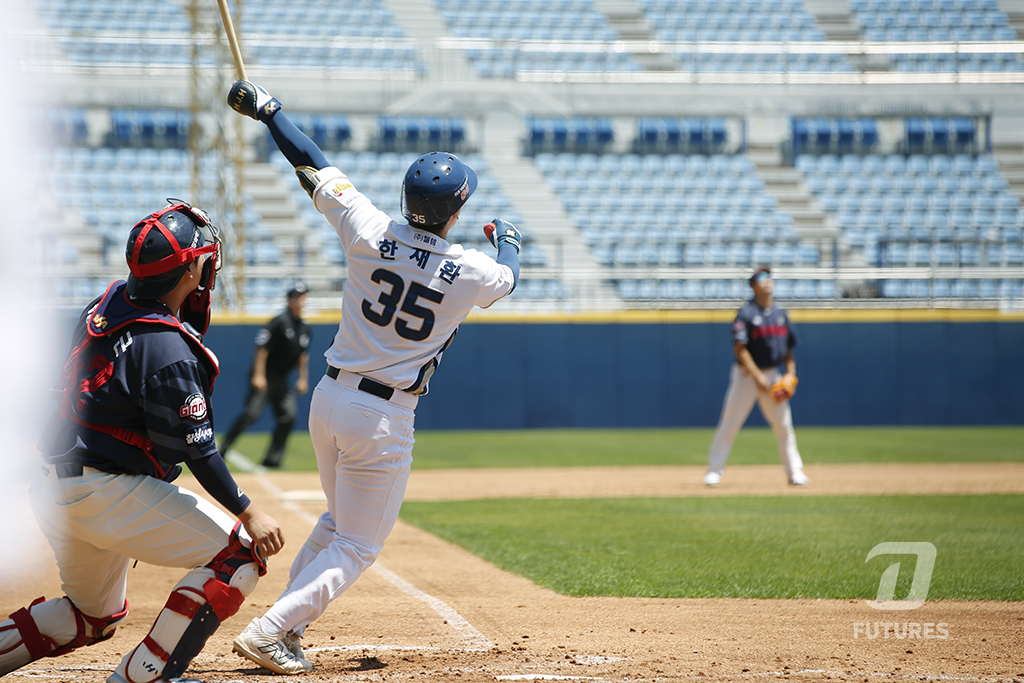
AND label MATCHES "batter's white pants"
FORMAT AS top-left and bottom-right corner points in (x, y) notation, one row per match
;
(261, 372), (416, 636)
(28, 465), (241, 620)
(706, 364), (805, 481)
